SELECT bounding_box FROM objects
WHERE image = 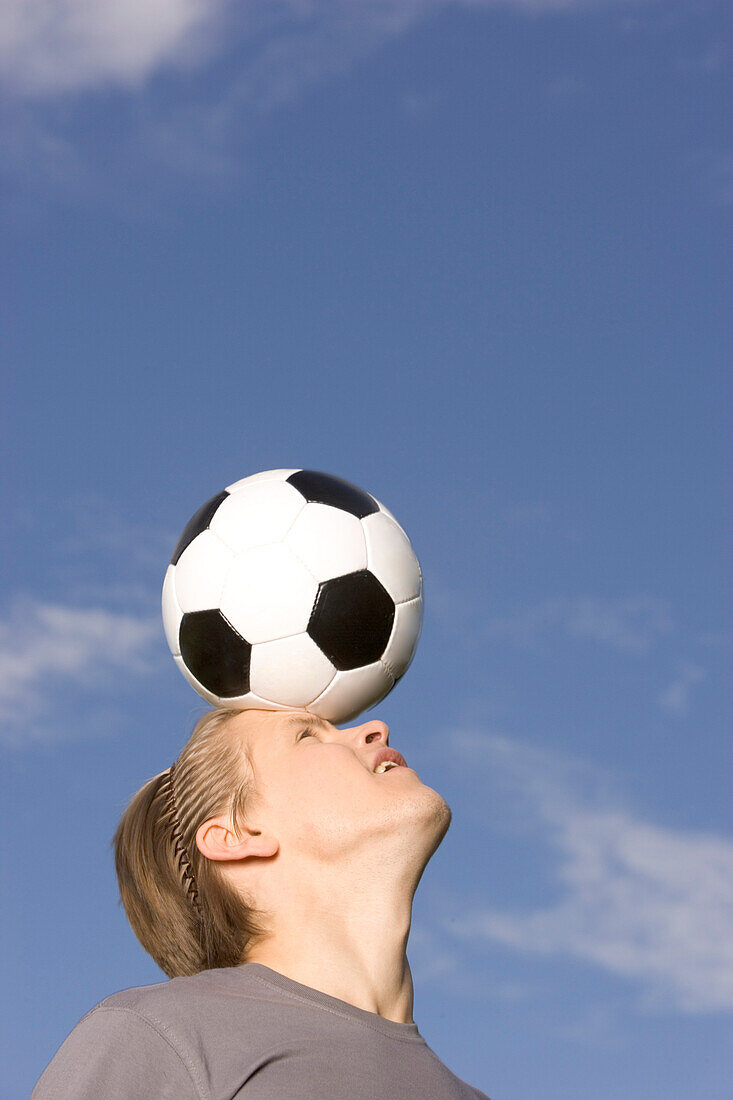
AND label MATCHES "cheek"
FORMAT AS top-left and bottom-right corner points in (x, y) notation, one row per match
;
(285, 767), (375, 846)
